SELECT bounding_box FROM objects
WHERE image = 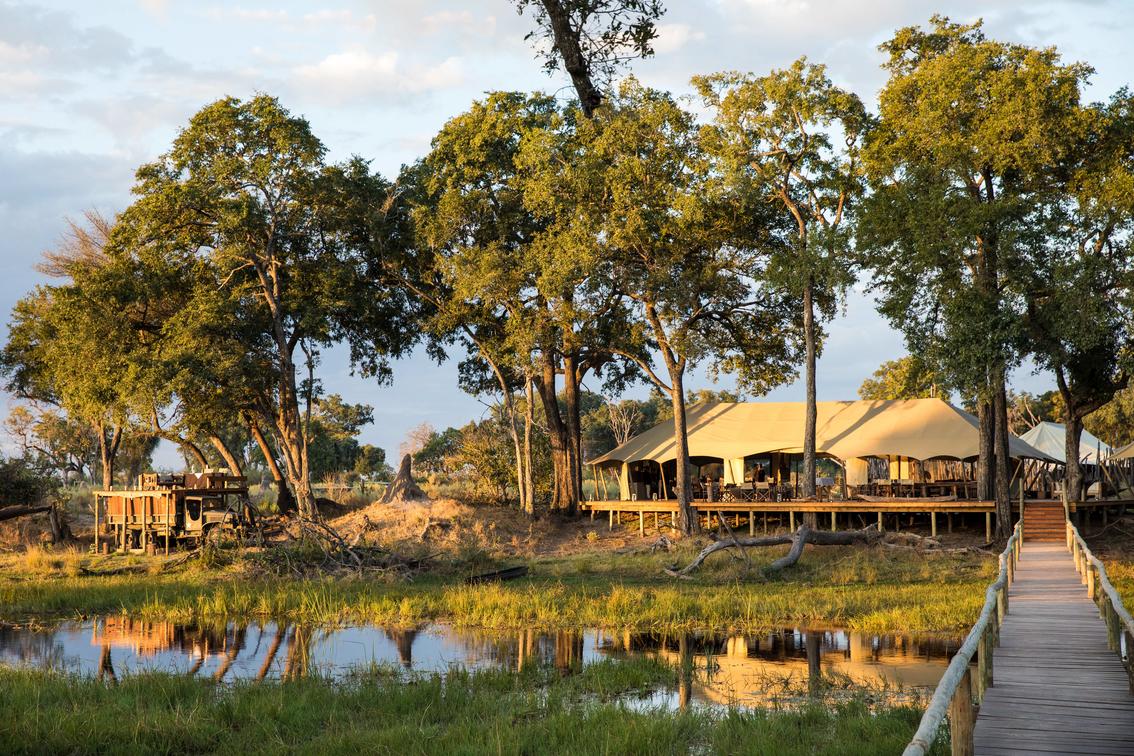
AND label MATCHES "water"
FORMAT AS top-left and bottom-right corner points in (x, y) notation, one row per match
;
(0, 619), (960, 709)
